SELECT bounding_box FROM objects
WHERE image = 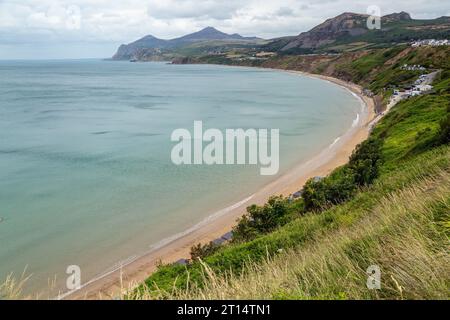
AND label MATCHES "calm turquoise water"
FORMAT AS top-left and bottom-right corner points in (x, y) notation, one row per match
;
(0, 60), (361, 294)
